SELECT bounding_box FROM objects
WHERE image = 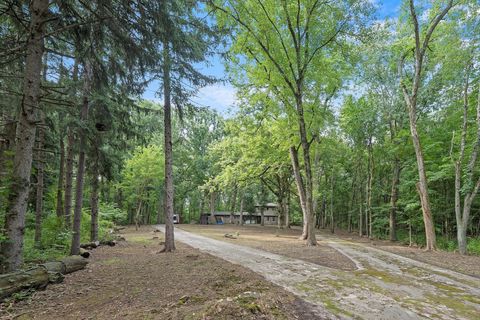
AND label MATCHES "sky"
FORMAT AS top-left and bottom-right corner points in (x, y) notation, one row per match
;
(142, 0), (402, 116)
